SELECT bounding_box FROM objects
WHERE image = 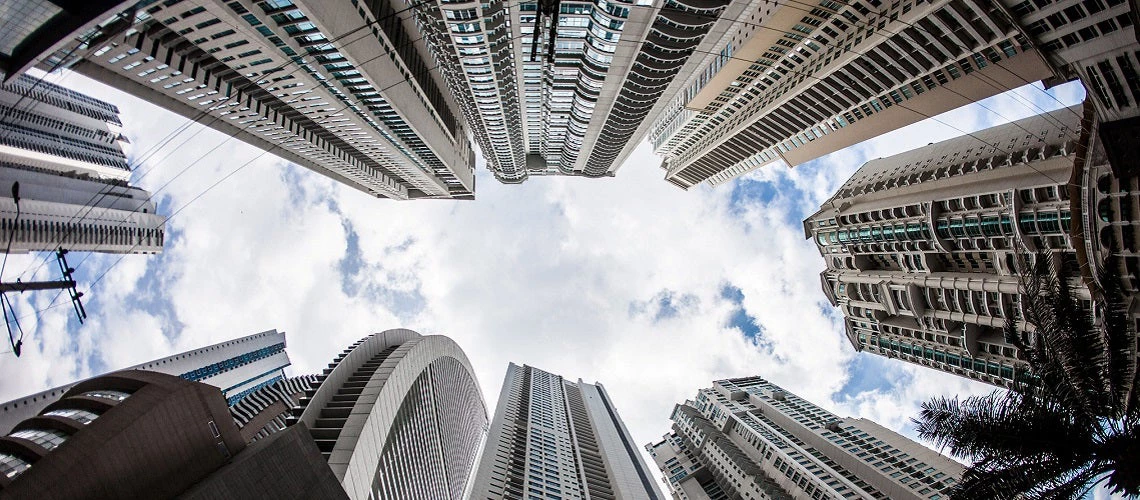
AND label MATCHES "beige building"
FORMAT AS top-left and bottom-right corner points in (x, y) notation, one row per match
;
(1000, 0), (1140, 124)
(802, 104), (1139, 387)
(646, 376), (964, 500)
(648, 0), (1139, 191)
(649, 0), (1051, 190)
